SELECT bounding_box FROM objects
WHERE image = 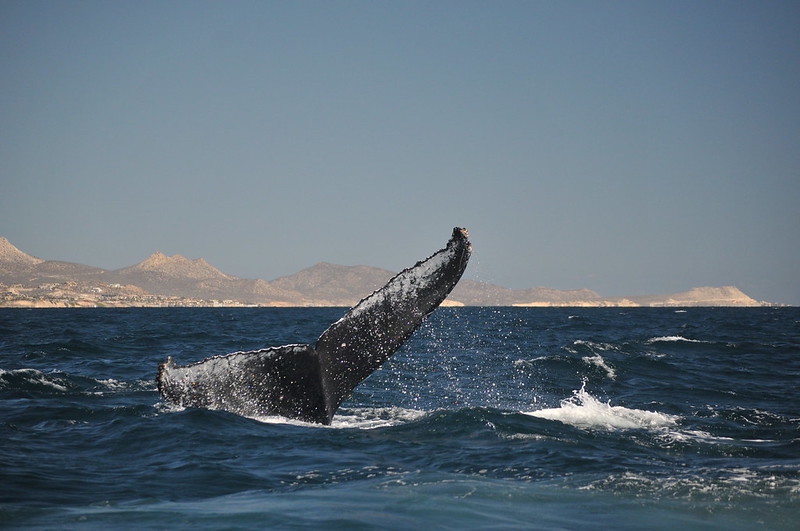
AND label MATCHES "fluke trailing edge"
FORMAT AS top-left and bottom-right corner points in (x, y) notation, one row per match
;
(157, 227), (472, 424)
